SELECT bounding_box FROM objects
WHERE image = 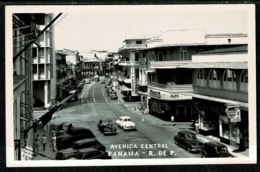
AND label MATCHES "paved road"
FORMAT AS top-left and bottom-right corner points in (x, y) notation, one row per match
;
(50, 78), (201, 159)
